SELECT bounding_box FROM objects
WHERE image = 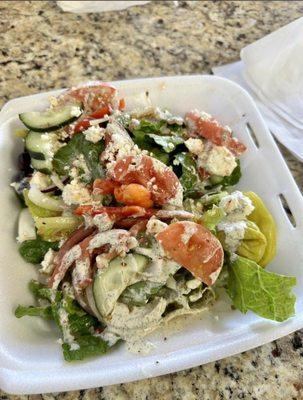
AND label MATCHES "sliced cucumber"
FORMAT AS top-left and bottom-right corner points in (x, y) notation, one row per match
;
(26, 131), (62, 174)
(31, 158), (52, 174)
(19, 104), (83, 132)
(17, 208), (36, 243)
(93, 253), (149, 318)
